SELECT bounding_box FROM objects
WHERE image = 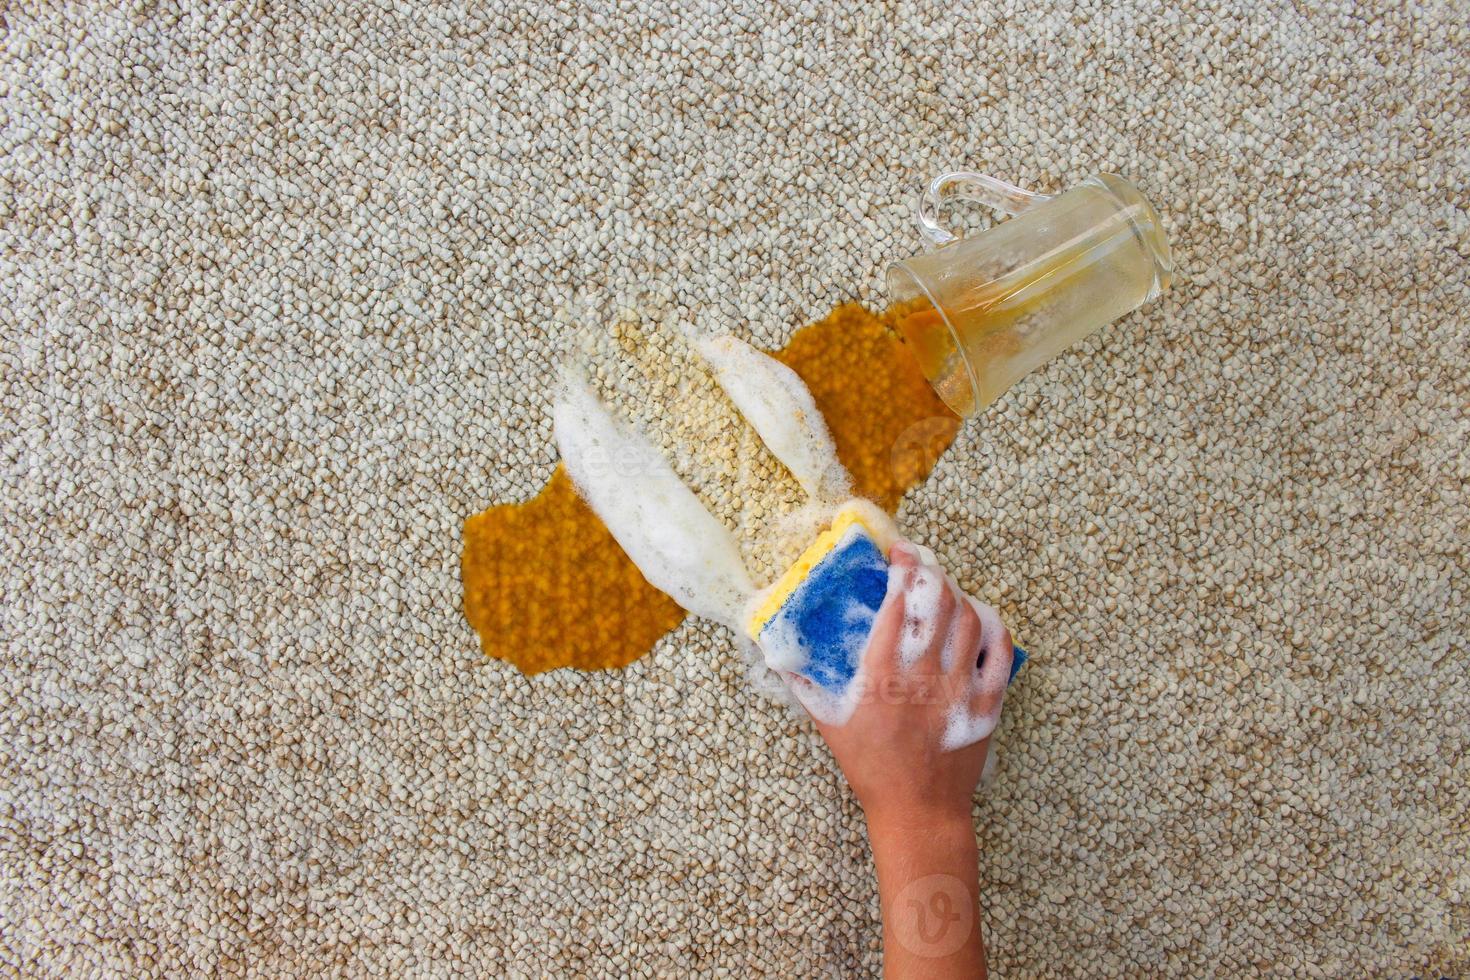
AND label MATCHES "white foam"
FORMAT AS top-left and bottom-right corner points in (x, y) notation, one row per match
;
(837, 498), (900, 555)
(938, 596), (1014, 751)
(937, 602), (962, 674)
(553, 333), (1020, 757)
(897, 563), (945, 669)
(696, 334), (850, 501)
(754, 607), (807, 674)
(788, 672), (863, 727)
(941, 701), (1000, 752)
(553, 373), (755, 628)
(935, 569), (967, 673)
